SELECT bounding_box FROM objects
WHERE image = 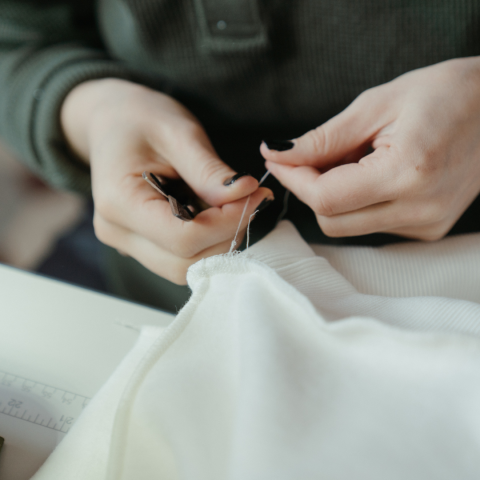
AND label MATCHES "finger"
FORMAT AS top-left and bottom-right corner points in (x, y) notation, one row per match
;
(386, 218), (456, 242)
(151, 123), (259, 207)
(101, 178), (273, 258)
(94, 215), (237, 285)
(315, 195), (452, 238)
(316, 143), (371, 174)
(260, 88), (394, 169)
(266, 148), (398, 216)
(332, 143), (372, 170)
(315, 201), (405, 238)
